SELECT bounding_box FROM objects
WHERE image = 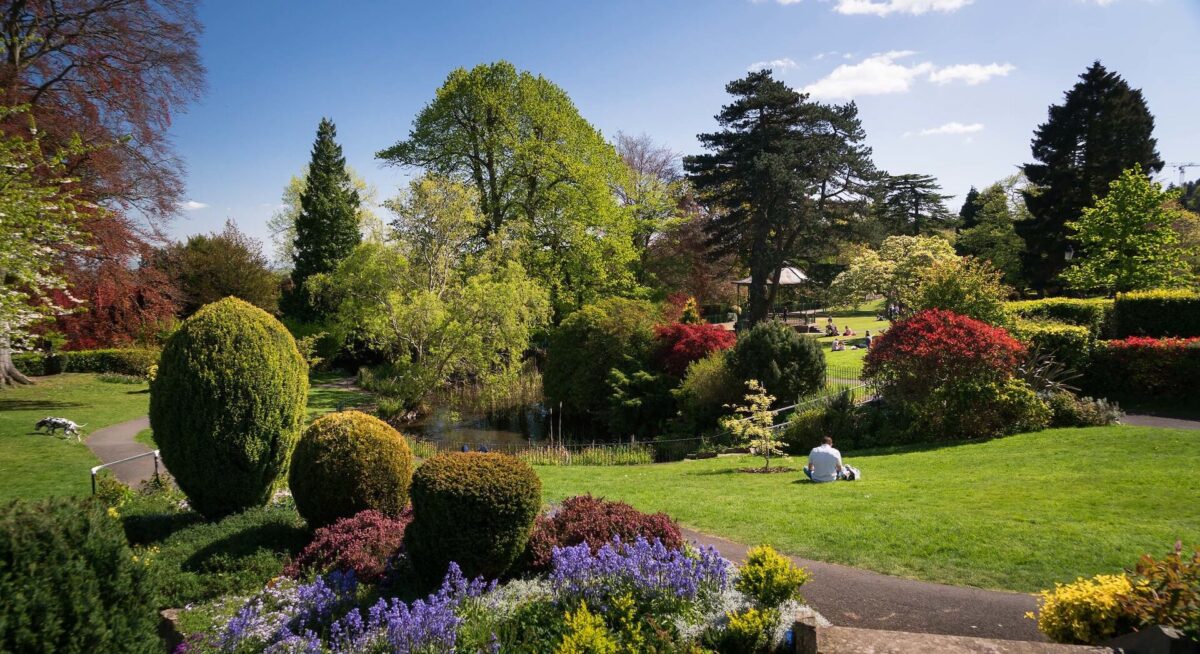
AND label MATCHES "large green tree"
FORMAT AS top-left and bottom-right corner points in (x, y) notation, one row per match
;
(1062, 166), (1195, 295)
(285, 118), (362, 318)
(154, 220), (281, 317)
(1018, 62), (1163, 294)
(684, 70), (875, 325)
(958, 186), (983, 230)
(875, 173), (955, 236)
(0, 109), (90, 387)
(377, 61), (640, 319)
